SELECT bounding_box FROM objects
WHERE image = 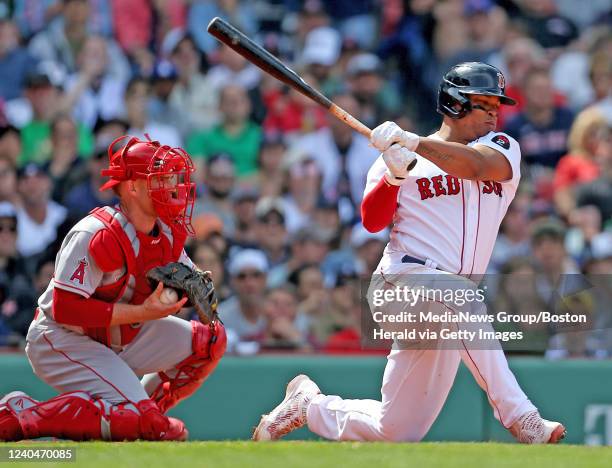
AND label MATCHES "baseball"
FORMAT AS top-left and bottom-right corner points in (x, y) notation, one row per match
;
(160, 287), (179, 304)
